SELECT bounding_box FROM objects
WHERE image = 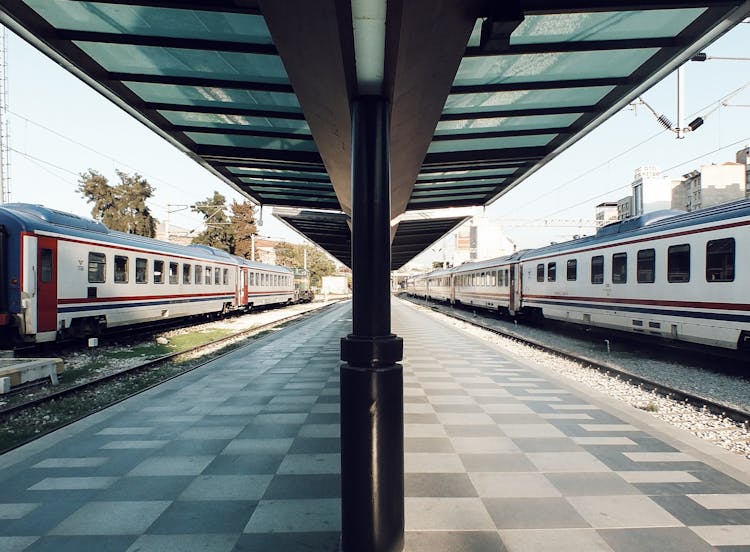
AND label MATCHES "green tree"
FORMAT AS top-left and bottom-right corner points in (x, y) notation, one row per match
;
(230, 200), (257, 259)
(191, 192), (232, 252)
(274, 242), (336, 287)
(78, 169), (156, 237)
